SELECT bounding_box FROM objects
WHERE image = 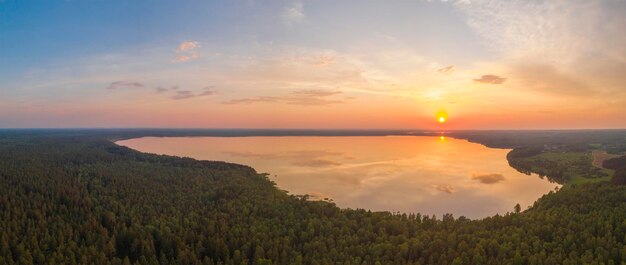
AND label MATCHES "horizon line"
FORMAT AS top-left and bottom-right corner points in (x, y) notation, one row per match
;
(1, 127), (626, 131)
